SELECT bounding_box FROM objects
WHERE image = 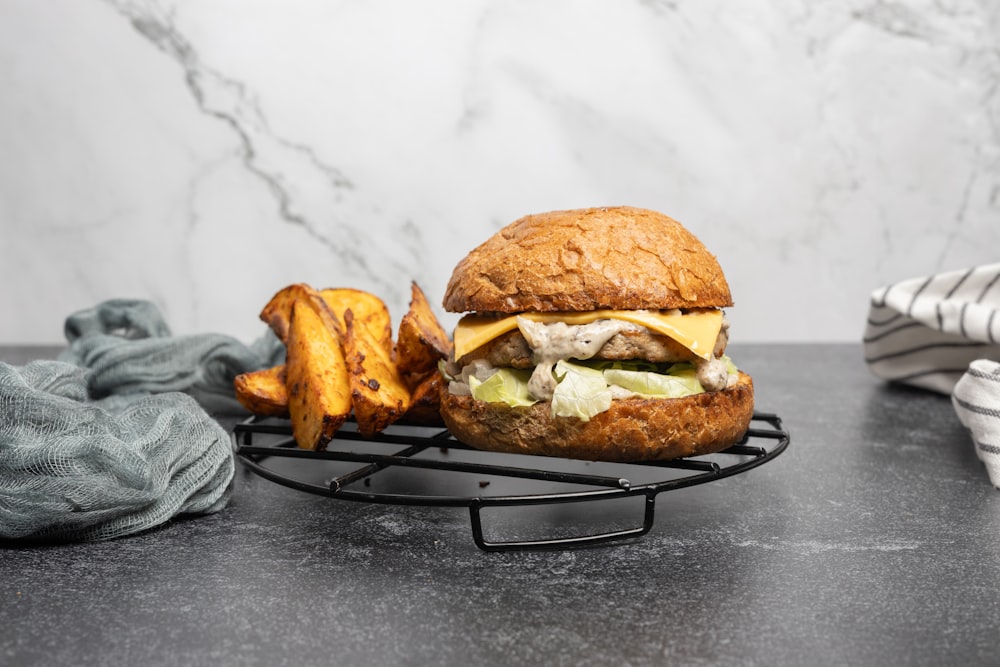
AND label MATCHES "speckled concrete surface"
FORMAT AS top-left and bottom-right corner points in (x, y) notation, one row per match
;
(3, 344), (1000, 666)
